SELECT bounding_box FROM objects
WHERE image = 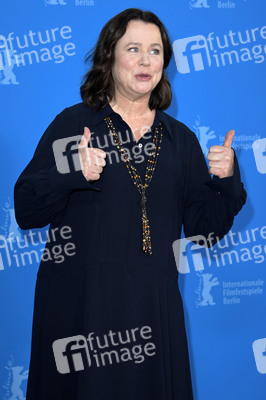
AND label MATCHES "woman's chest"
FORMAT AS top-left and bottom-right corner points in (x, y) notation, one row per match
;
(87, 122), (185, 217)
